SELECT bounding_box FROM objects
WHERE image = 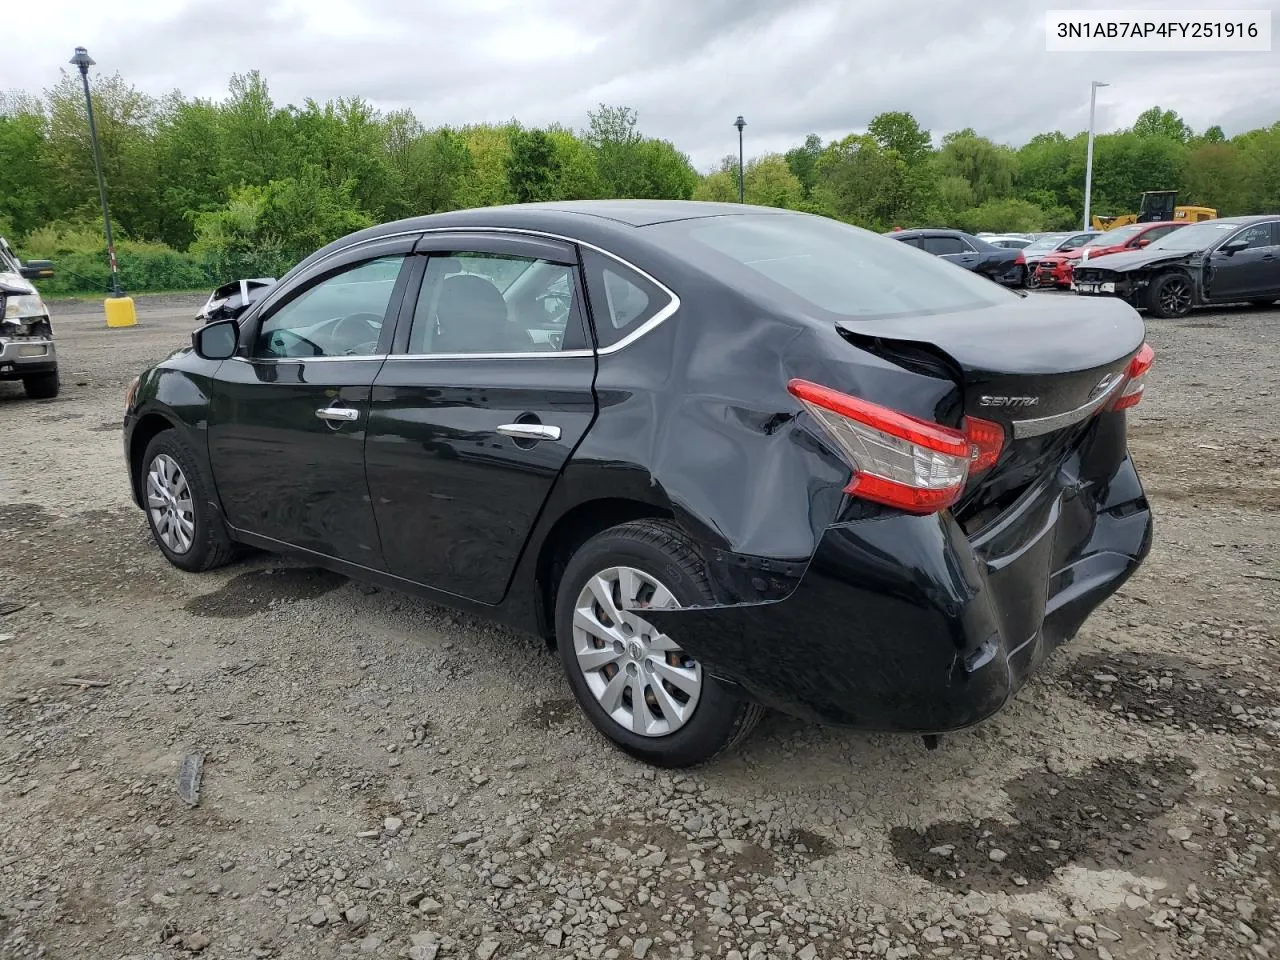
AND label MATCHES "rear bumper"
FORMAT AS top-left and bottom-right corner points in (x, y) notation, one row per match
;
(644, 449), (1152, 732)
(0, 338), (57, 380)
